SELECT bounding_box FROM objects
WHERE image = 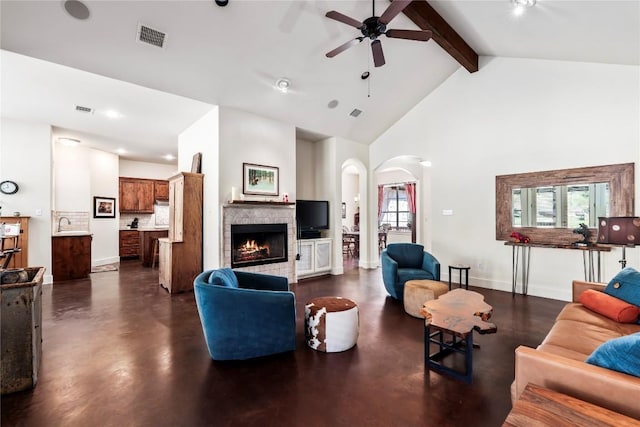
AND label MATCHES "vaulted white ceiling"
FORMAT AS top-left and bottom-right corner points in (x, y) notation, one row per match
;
(1, 1), (638, 162)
